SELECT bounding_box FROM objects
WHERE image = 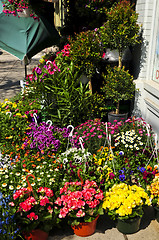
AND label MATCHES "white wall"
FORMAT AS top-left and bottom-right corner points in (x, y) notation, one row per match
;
(133, 0), (159, 137)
